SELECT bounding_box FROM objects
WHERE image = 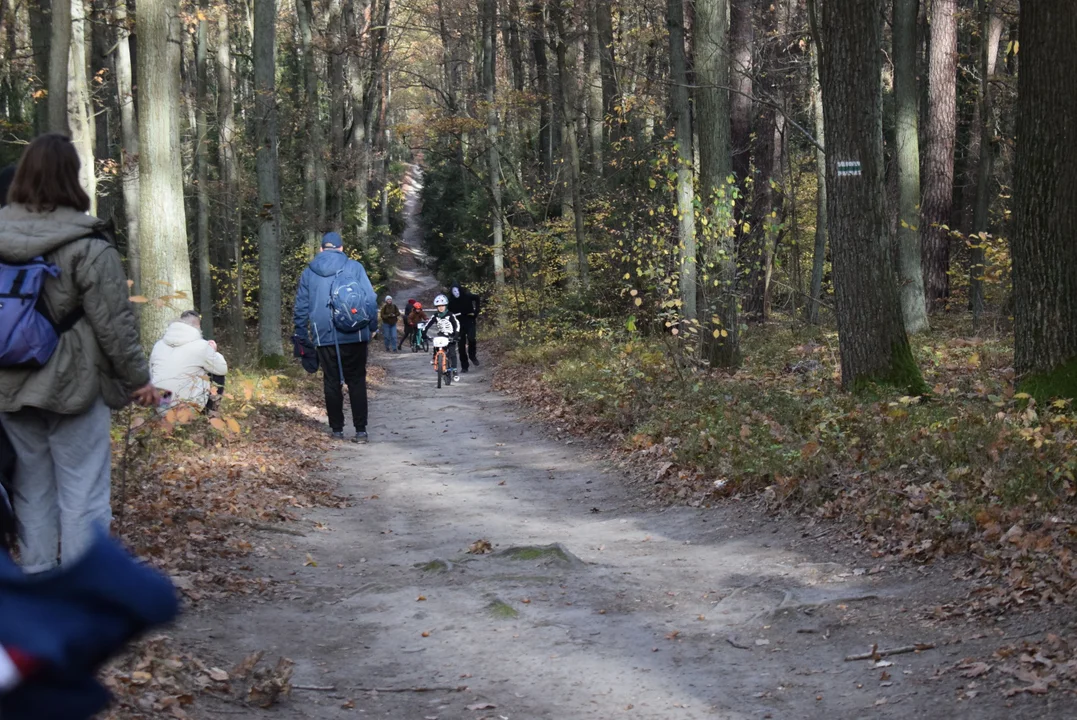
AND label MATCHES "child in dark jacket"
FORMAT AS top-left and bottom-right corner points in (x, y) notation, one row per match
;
(422, 295), (461, 381)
